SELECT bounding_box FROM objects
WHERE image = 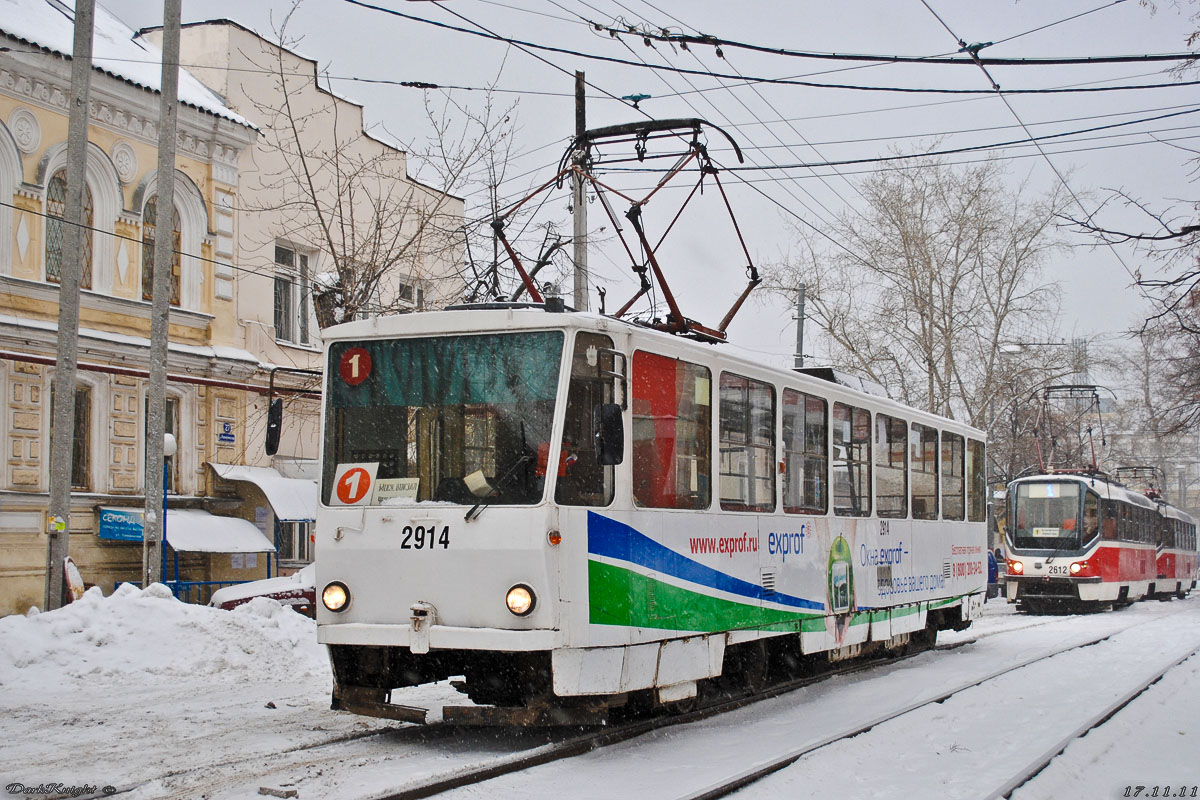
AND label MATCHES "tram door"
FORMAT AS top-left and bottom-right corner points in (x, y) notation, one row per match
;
(556, 332), (618, 507)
